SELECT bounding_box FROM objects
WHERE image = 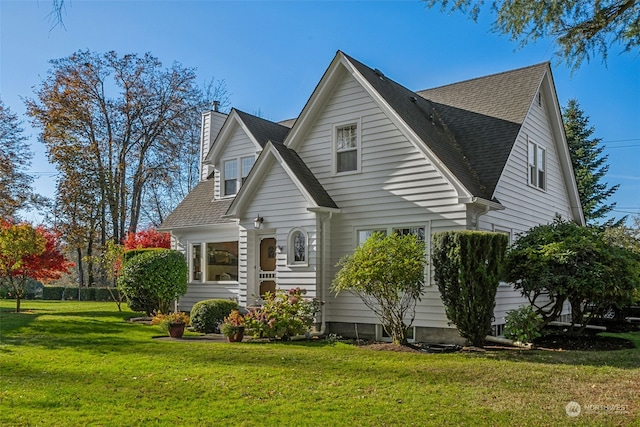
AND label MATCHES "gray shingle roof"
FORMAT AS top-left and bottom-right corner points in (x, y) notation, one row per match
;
(159, 179), (233, 230)
(417, 63), (548, 198)
(344, 53), (547, 200)
(271, 142), (338, 209)
(234, 109), (291, 146)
